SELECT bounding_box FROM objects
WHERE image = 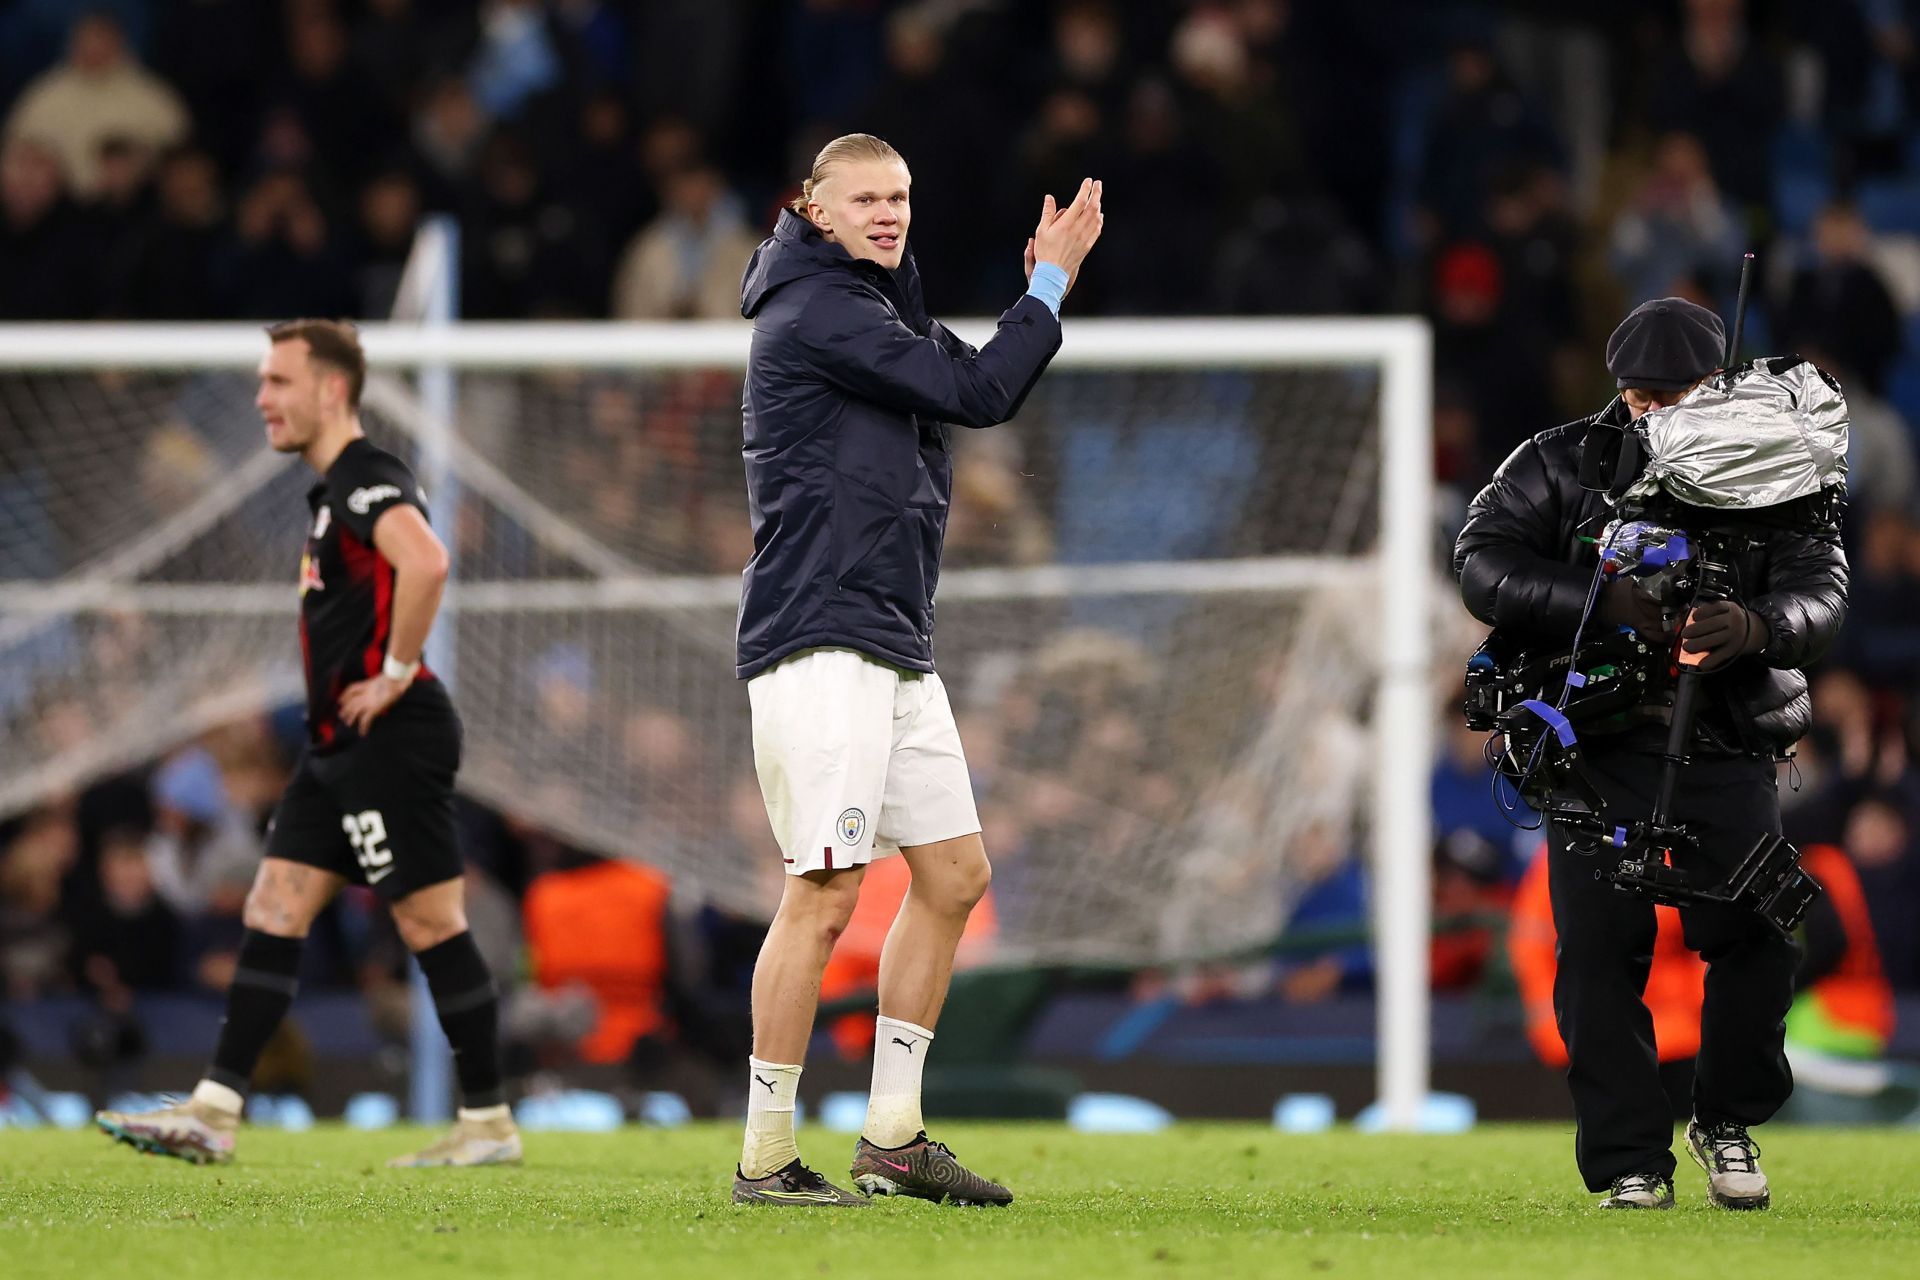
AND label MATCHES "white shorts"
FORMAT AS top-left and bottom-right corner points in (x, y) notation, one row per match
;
(748, 647), (981, 875)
